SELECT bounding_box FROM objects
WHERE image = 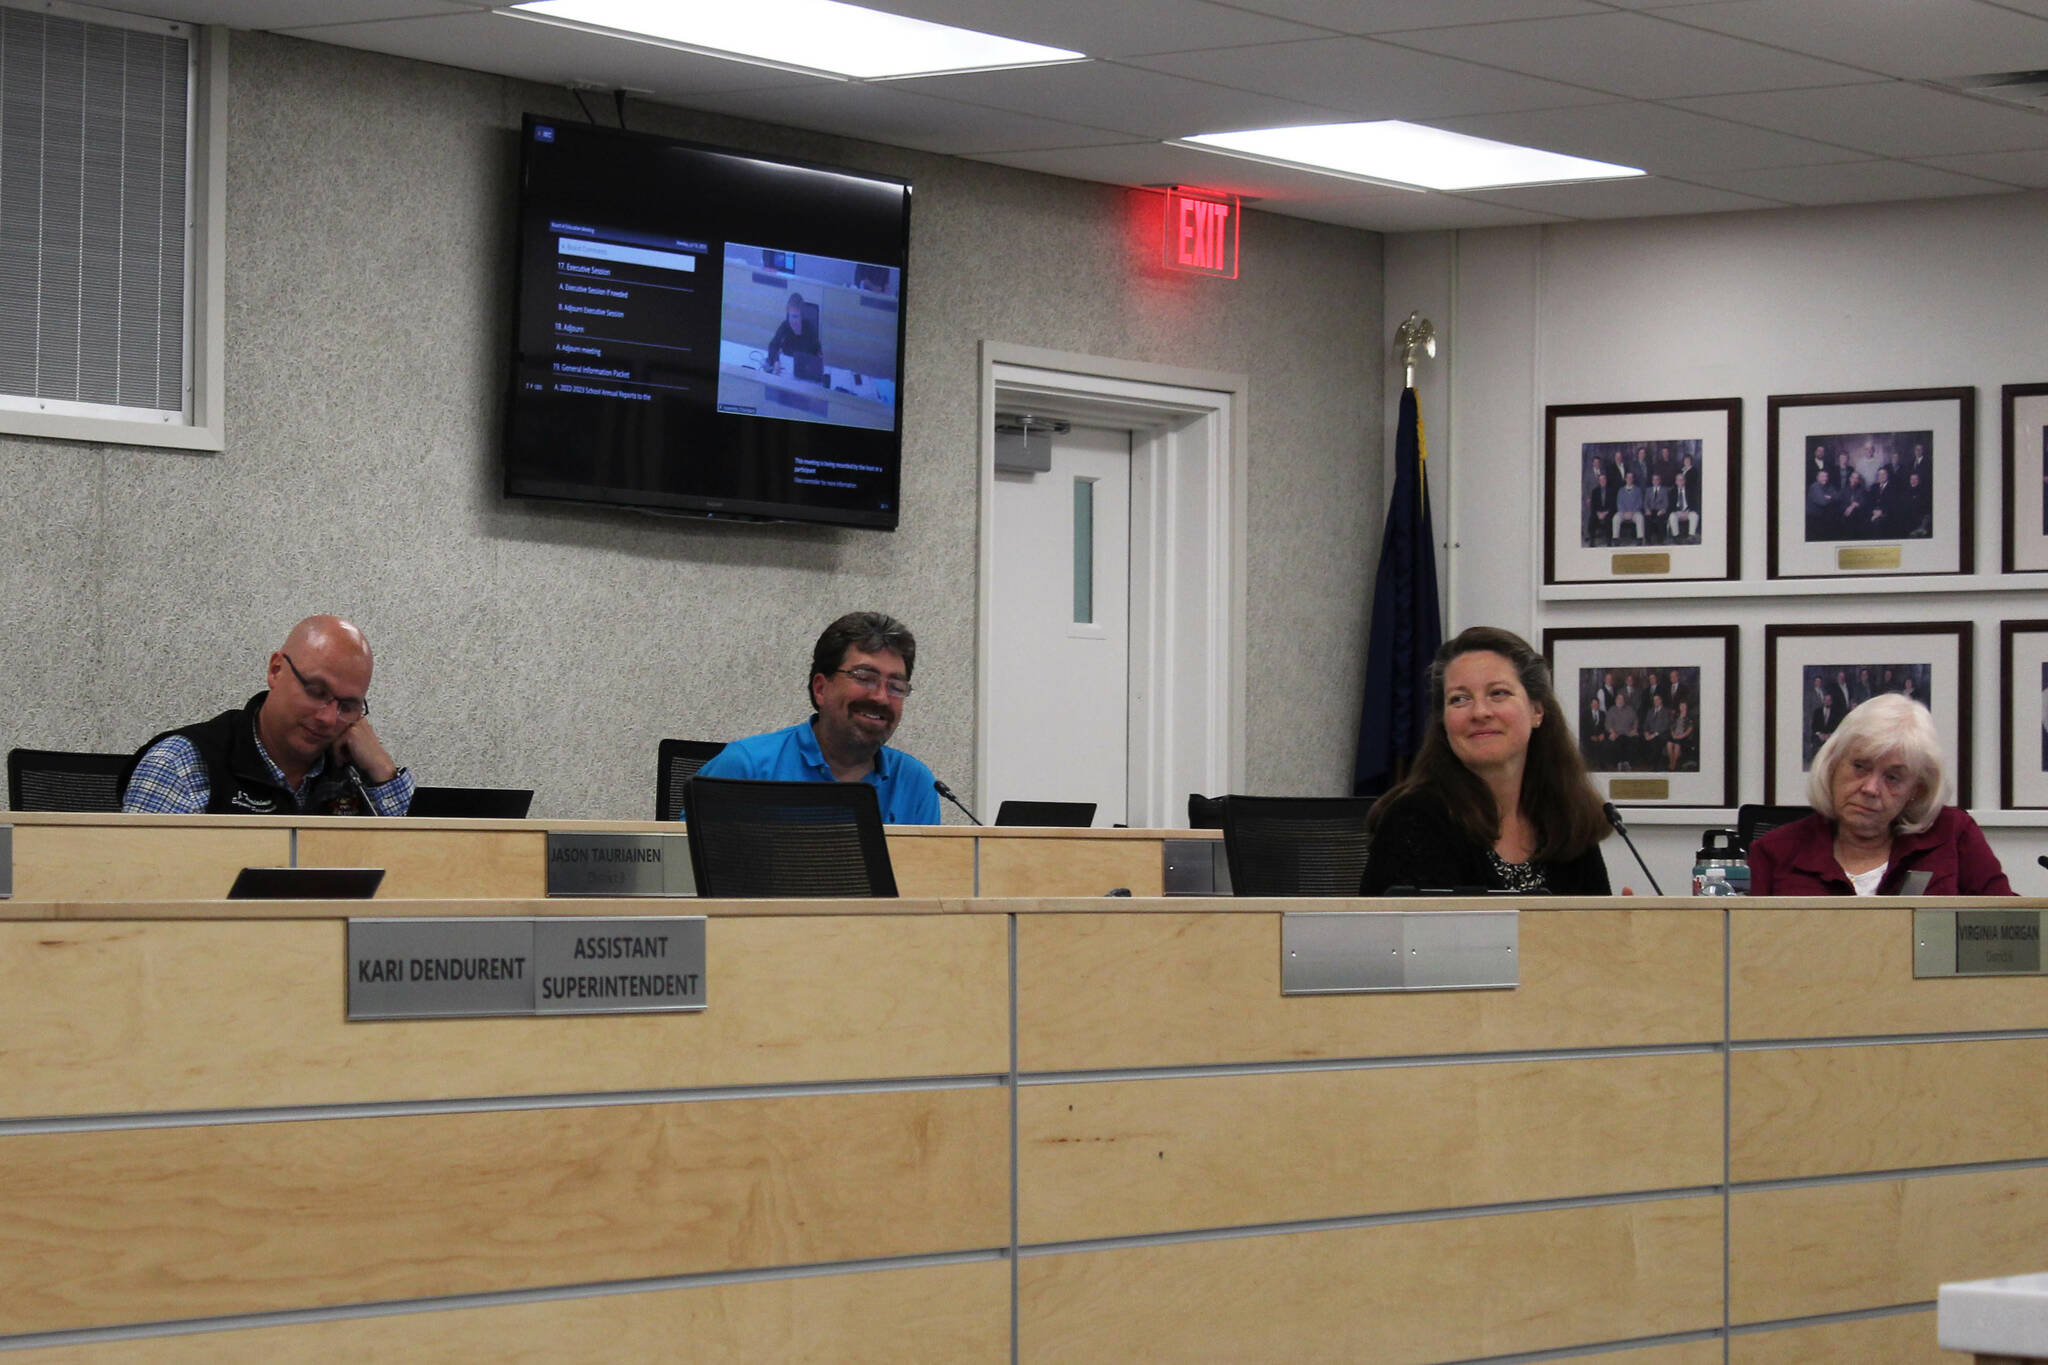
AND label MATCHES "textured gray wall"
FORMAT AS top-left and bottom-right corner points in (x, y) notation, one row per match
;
(0, 32), (1383, 819)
